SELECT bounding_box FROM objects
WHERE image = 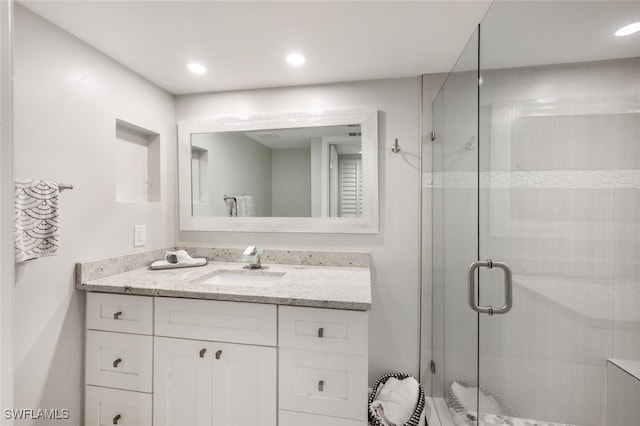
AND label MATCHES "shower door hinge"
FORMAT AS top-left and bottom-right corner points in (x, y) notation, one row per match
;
(430, 360), (436, 374)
